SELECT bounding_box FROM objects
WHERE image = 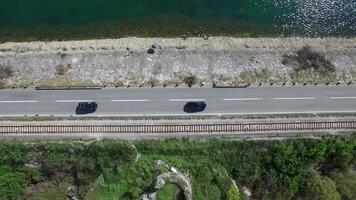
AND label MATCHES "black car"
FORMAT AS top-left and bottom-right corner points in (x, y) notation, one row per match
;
(75, 102), (98, 114)
(183, 101), (207, 113)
